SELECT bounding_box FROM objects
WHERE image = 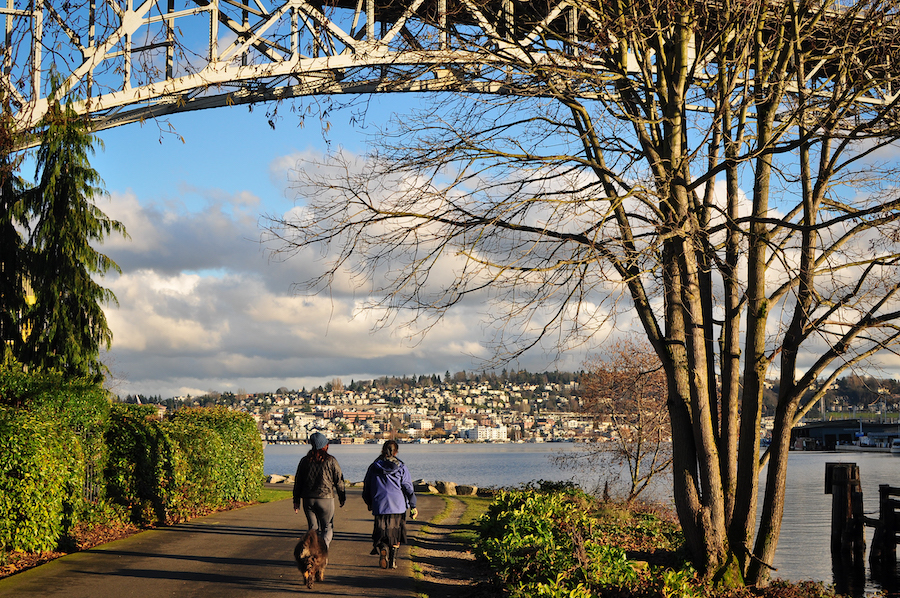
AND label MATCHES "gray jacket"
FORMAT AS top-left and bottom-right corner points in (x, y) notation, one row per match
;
(293, 451), (346, 505)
